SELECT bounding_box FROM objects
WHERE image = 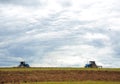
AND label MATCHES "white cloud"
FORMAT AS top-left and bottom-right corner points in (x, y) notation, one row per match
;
(0, 0), (120, 67)
(83, 33), (109, 40)
(37, 44), (115, 67)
